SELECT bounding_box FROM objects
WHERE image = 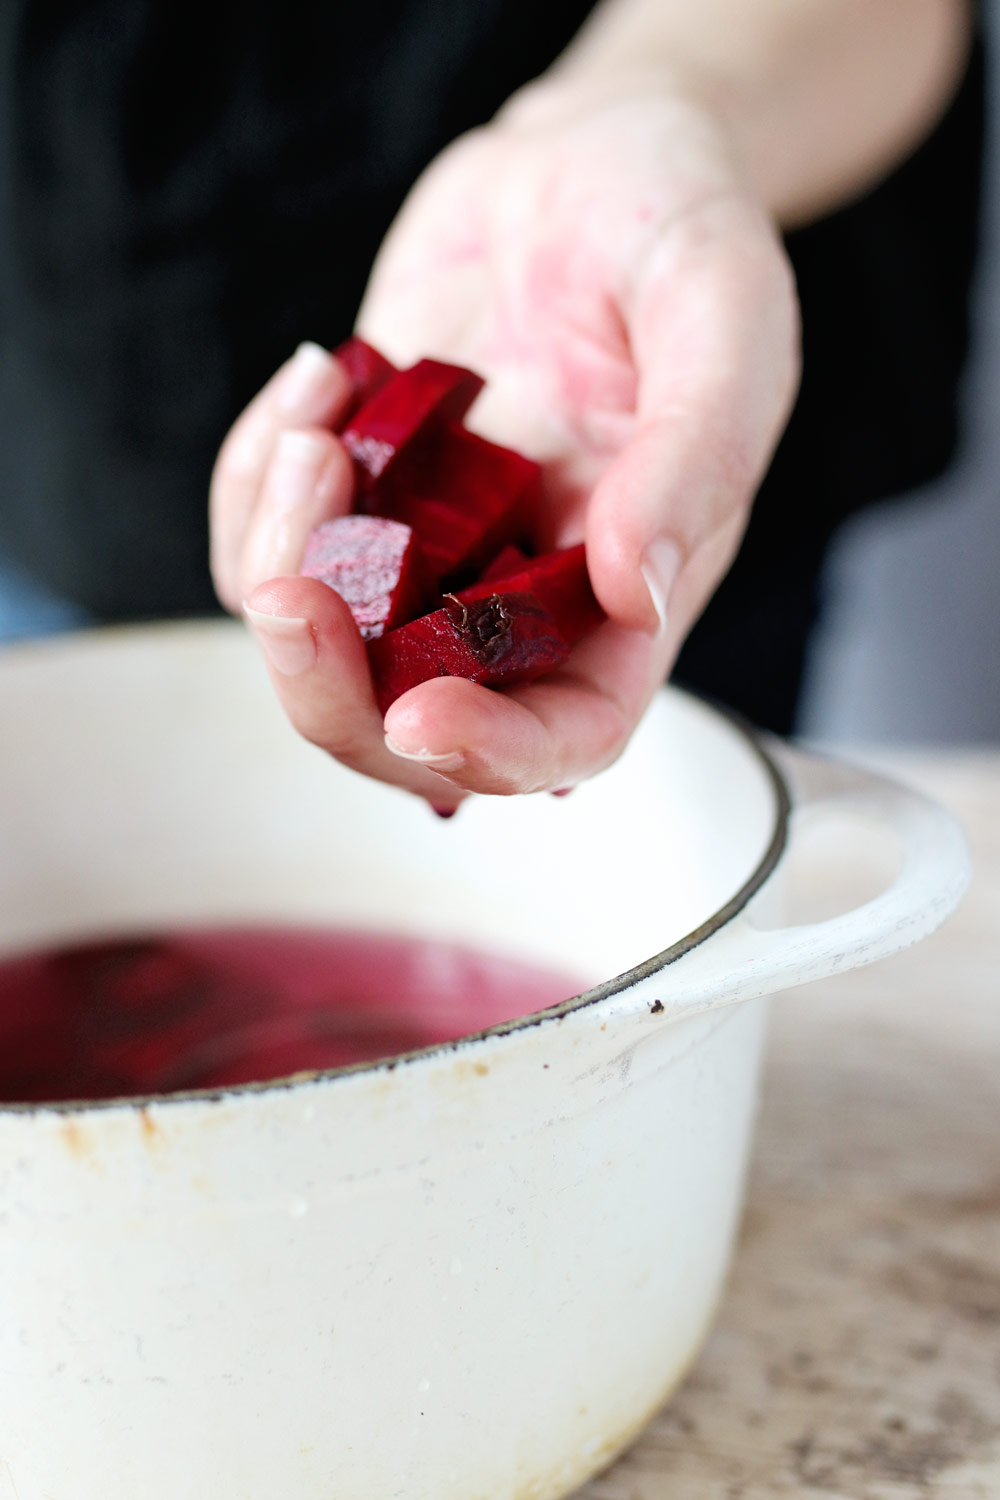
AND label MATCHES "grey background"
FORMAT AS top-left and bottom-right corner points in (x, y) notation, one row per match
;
(801, 1), (1000, 745)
